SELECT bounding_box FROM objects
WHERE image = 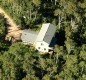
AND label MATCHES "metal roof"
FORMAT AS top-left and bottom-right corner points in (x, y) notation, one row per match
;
(21, 29), (38, 43)
(36, 23), (56, 44)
